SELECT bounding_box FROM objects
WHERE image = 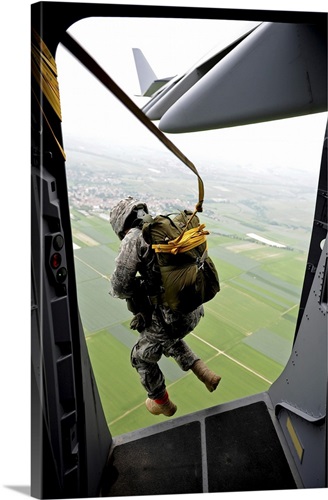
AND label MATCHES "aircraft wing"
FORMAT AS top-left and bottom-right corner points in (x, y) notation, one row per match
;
(158, 22), (327, 133)
(134, 21), (261, 118)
